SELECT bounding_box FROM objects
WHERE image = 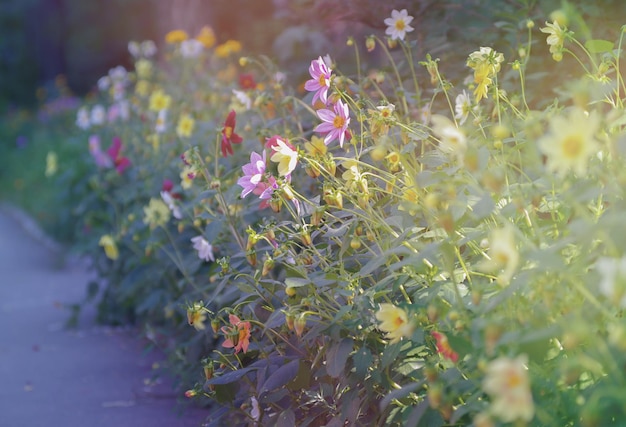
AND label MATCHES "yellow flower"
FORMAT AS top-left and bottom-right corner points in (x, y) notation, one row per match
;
(45, 151), (58, 177)
(466, 47), (503, 102)
(270, 138), (298, 177)
(540, 20), (567, 59)
(186, 302), (207, 331)
(479, 224), (519, 286)
(196, 26), (216, 48)
(135, 59), (152, 79)
(430, 115), (467, 163)
(483, 355), (534, 423)
(375, 303), (414, 343)
(180, 165), (195, 189)
(304, 135), (327, 157)
(99, 235), (119, 260)
(135, 80), (150, 97)
(176, 113), (195, 138)
(143, 198), (171, 229)
(165, 29), (188, 44)
(538, 107), (600, 176)
(148, 89), (172, 112)
(215, 39), (243, 58)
